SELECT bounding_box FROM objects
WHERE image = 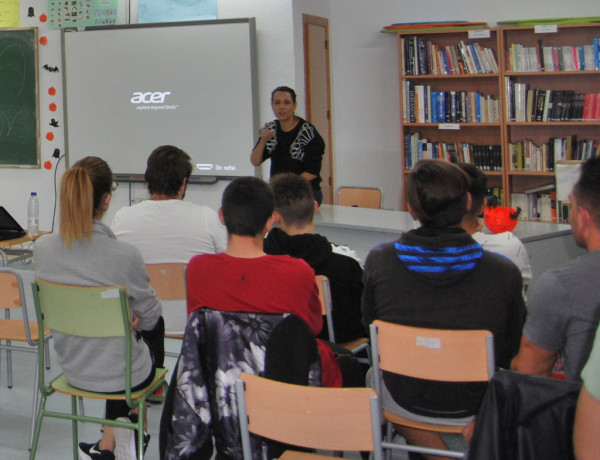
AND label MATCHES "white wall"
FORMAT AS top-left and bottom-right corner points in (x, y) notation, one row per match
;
(1, 0), (599, 230)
